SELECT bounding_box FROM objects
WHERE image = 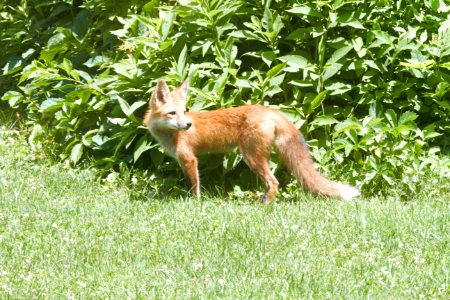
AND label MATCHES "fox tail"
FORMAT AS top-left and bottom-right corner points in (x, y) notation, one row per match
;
(276, 129), (360, 200)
